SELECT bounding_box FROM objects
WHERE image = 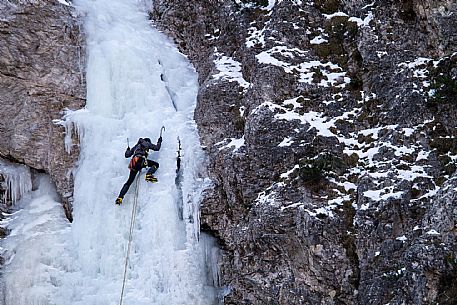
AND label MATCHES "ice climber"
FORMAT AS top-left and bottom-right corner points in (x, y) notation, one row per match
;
(115, 137), (162, 205)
